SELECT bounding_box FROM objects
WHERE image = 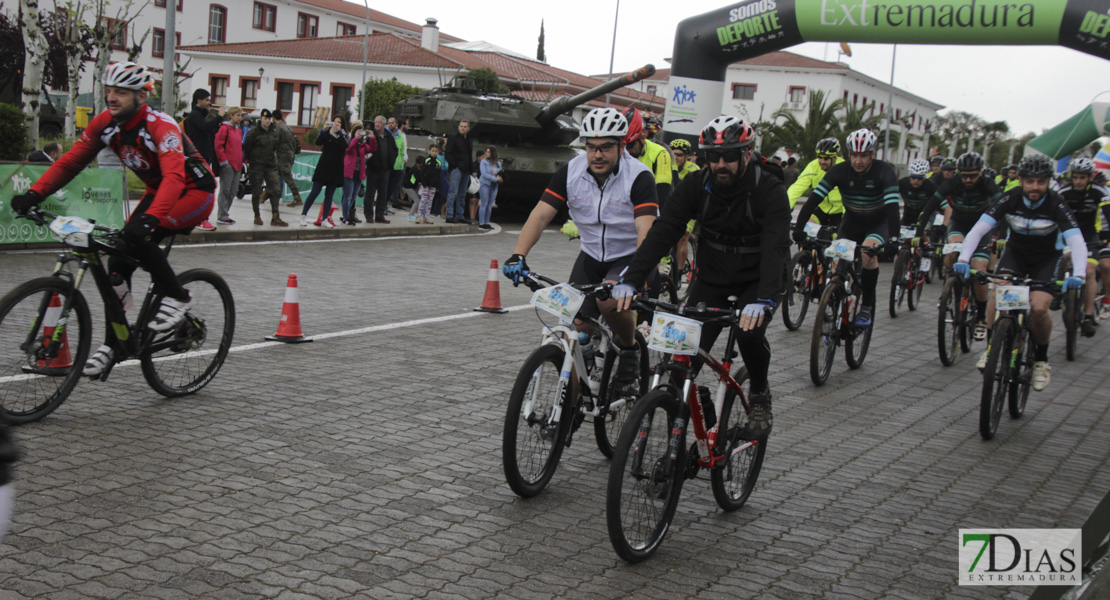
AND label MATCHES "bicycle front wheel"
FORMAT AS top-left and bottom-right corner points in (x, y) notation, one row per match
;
(782, 251), (813, 331)
(606, 388), (685, 563)
(711, 367), (766, 511)
(140, 269), (235, 397)
(907, 253), (924, 311)
(0, 278), (93, 424)
(810, 283), (842, 386)
(594, 330), (649, 459)
(980, 319), (1014, 440)
(889, 250), (908, 318)
(503, 343), (570, 498)
(1009, 328), (1033, 418)
(1063, 289), (1080, 361)
(937, 278), (959, 366)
